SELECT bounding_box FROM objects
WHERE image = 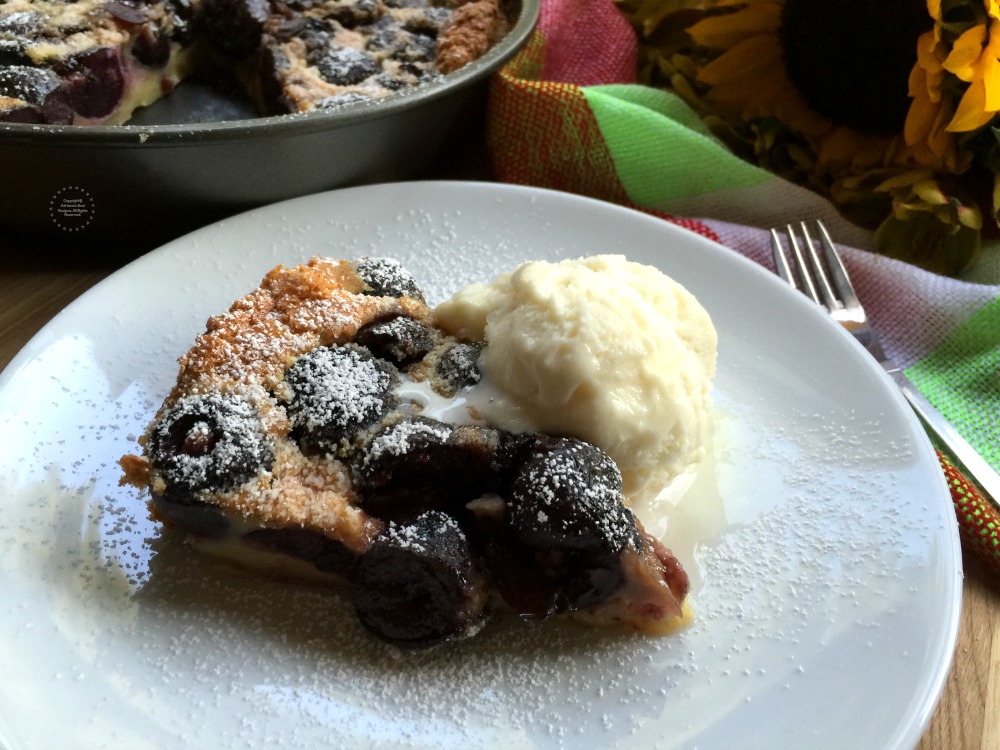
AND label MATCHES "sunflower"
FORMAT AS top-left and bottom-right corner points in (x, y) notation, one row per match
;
(944, 3), (1000, 131)
(616, 0), (1000, 275)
